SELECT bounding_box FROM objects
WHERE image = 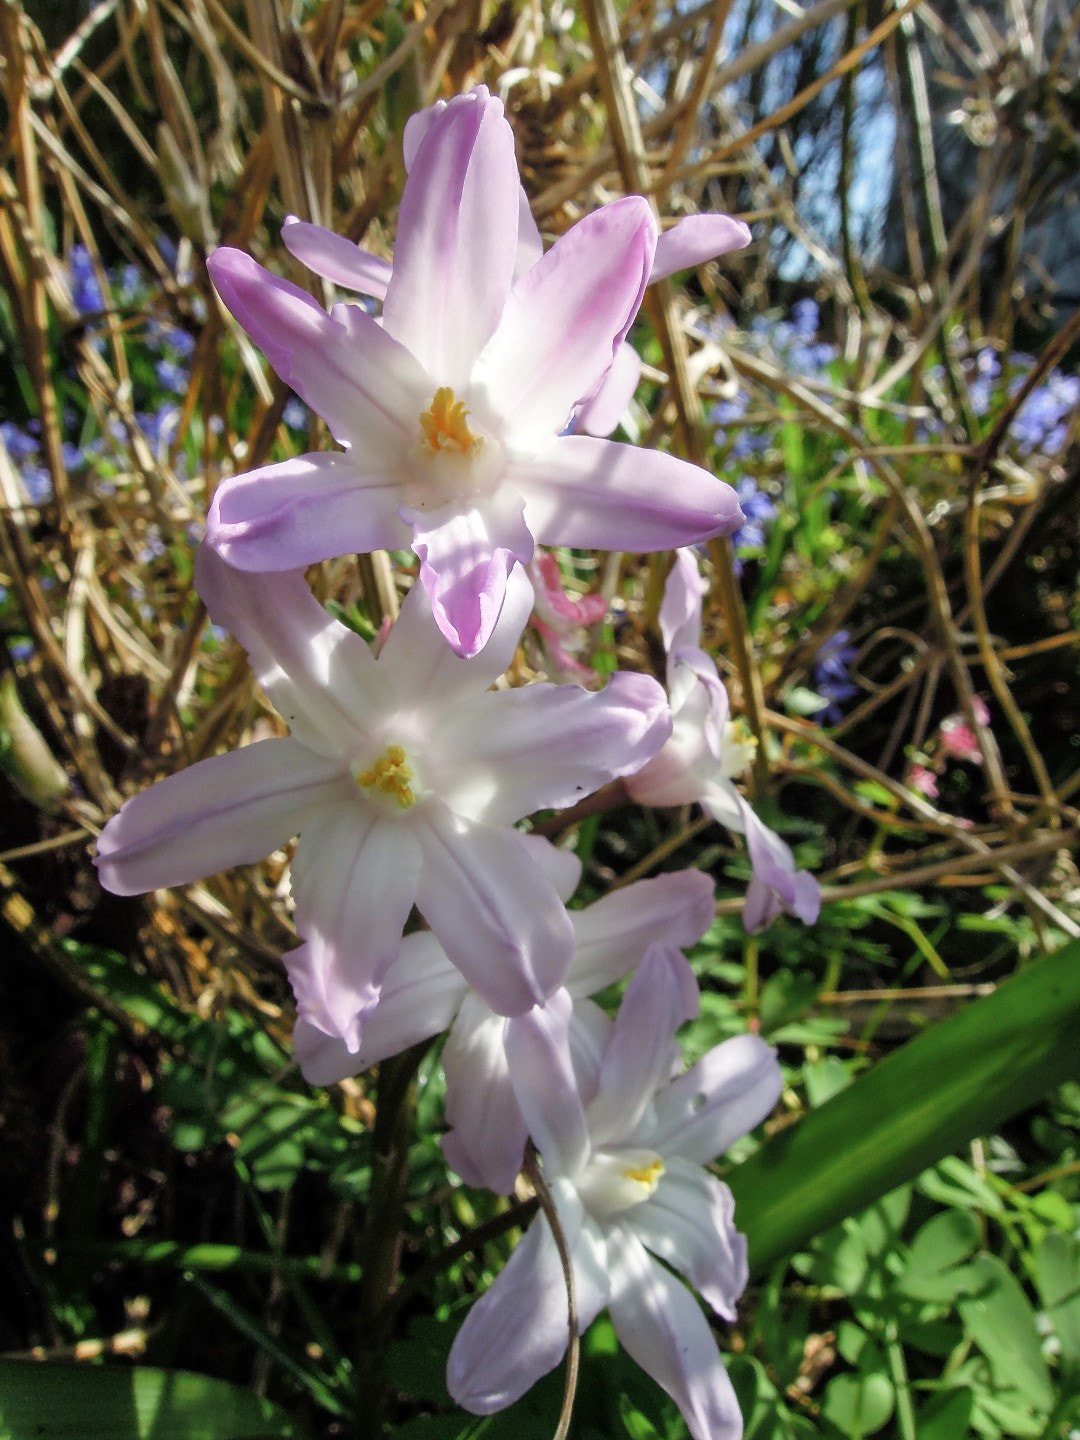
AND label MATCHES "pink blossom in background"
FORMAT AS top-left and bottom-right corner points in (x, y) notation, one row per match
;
(295, 846), (716, 1194)
(525, 550), (608, 681)
(206, 87), (743, 658)
(626, 550), (821, 931)
(446, 949), (783, 1440)
(95, 549), (671, 1052)
(909, 762), (940, 799)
